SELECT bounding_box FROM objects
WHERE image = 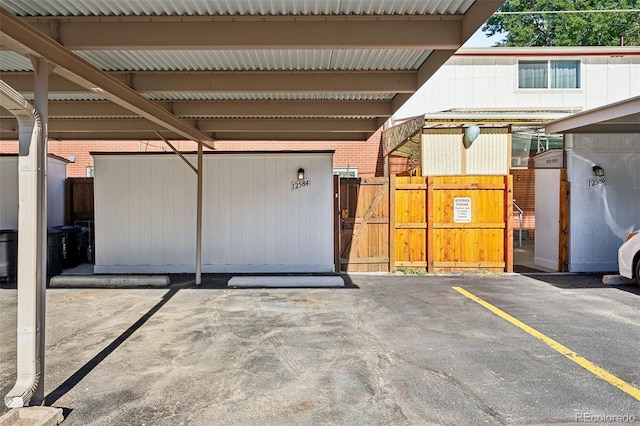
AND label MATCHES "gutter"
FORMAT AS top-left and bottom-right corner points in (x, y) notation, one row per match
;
(0, 80), (46, 408)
